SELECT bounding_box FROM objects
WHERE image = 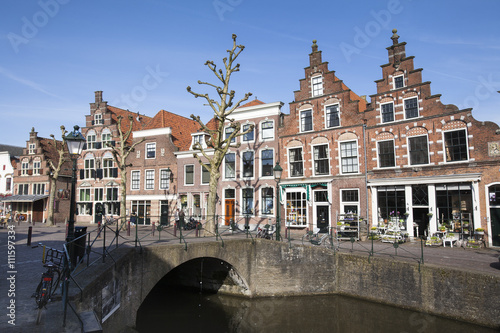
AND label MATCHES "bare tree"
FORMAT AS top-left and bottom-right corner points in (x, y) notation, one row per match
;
(108, 115), (144, 224)
(46, 126), (69, 226)
(187, 34), (253, 234)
